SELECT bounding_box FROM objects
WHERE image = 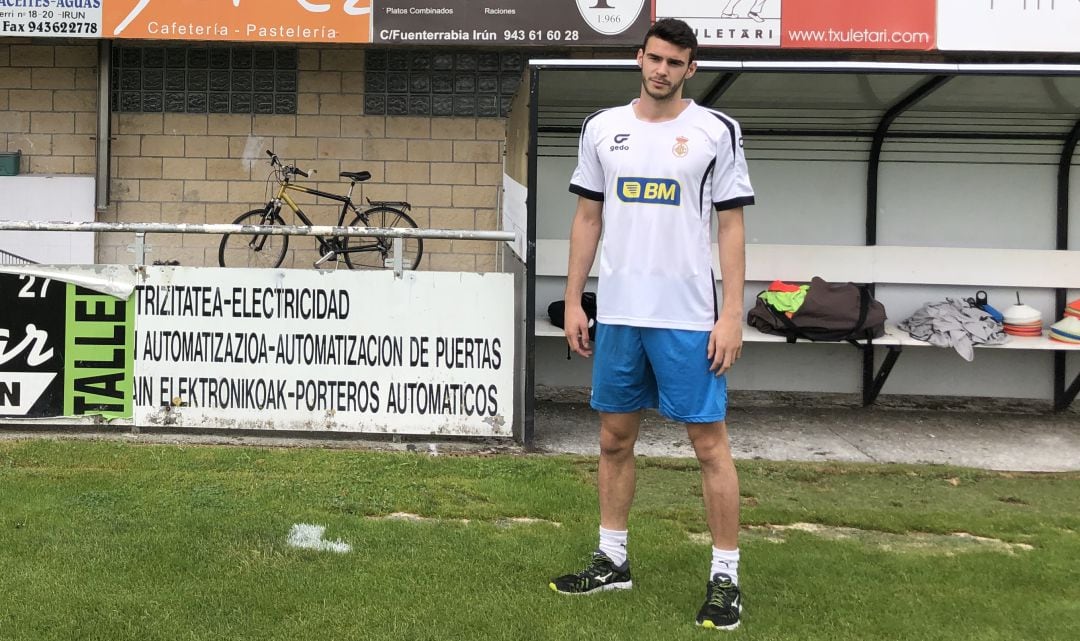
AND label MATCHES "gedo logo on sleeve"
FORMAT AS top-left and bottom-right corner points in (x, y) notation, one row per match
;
(104, 0), (372, 43)
(575, 0), (644, 35)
